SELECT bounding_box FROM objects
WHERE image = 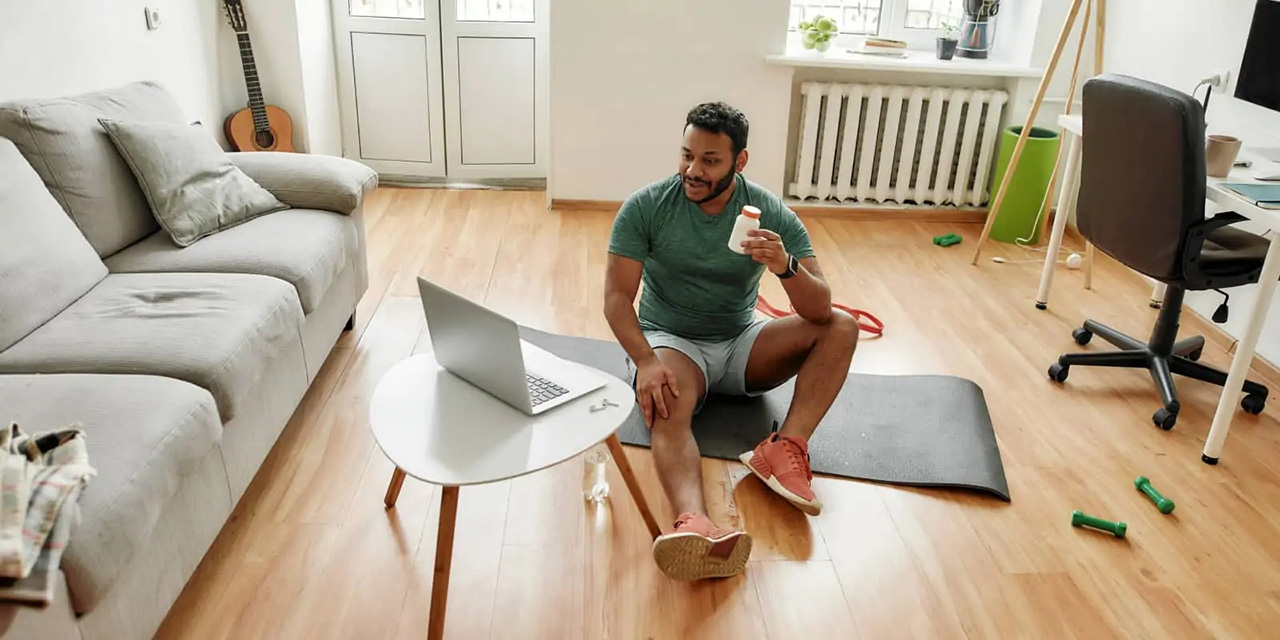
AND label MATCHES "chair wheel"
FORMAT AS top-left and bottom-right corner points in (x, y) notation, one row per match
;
(1049, 363), (1069, 383)
(1242, 394), (1266, 415)
(1072, 328), (1093, 345)
(1188, 348), (1203, 362)
(1153, 408), (1177, 430)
